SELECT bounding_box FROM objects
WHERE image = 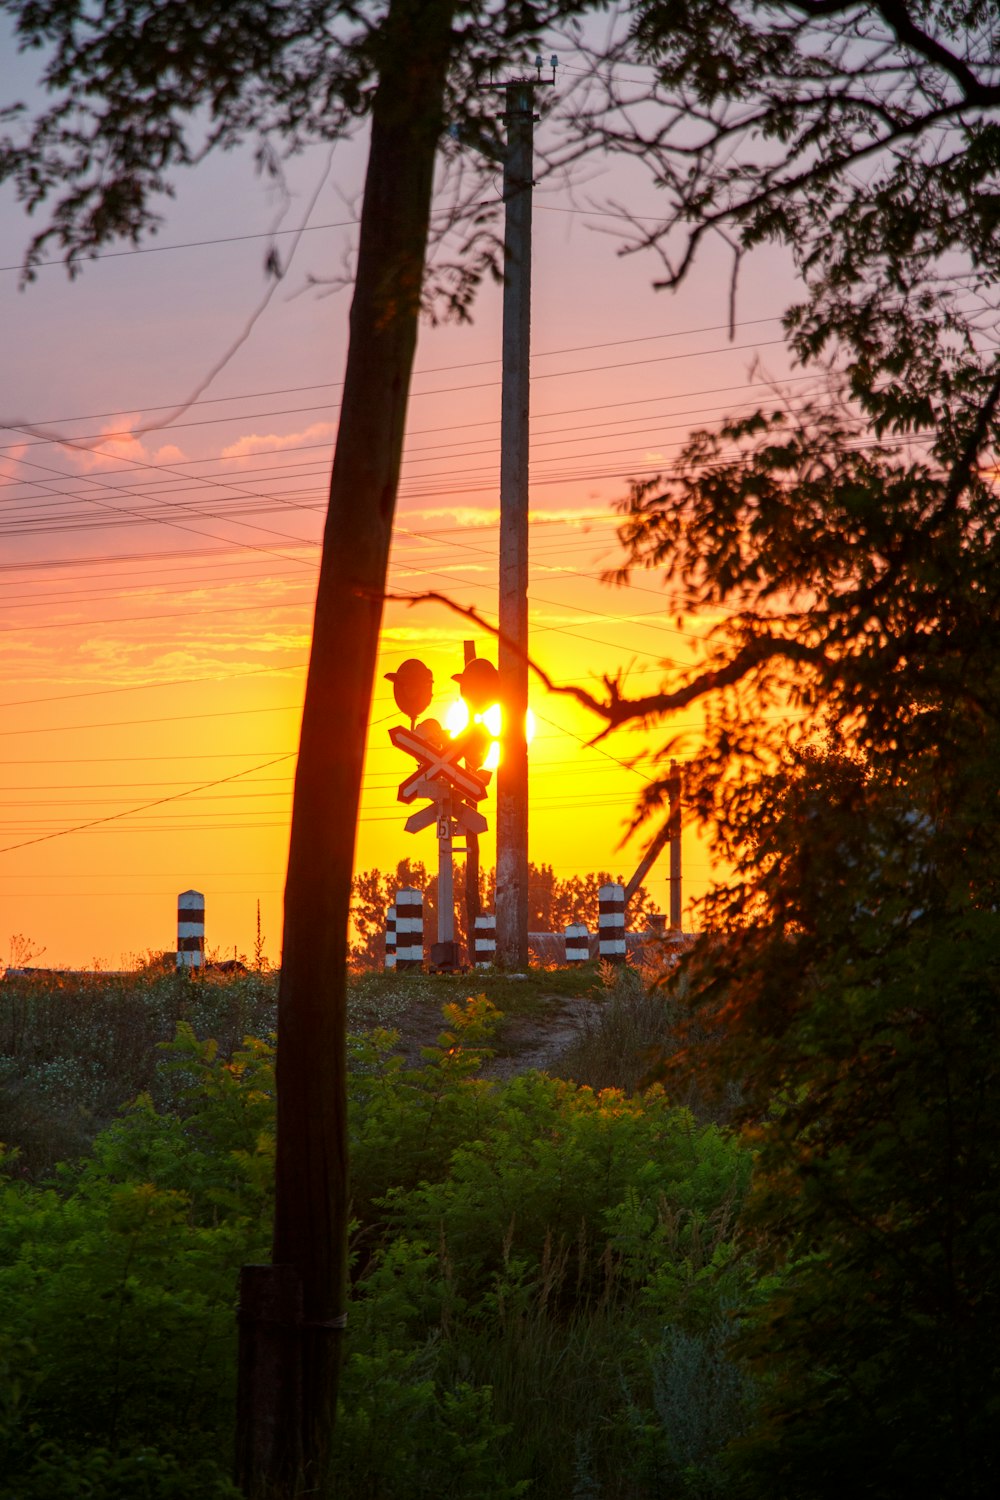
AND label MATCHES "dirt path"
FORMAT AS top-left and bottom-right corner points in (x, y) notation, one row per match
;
(480, 996), (591, 1080)
(380, 990), (593, 1079)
